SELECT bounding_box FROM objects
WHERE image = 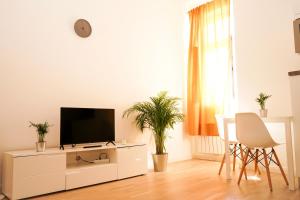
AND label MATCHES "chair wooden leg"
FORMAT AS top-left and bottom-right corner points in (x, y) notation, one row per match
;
(238, 148), (249, 185)
(253, 149), (261, 175)
(256, 149), (261, 175)
(246, 149), (262, 175)
(218, 153), (225, 175)
(249, 149), (254, 167)
(272, 148), (289, 186)
(233, 144), (237, 171)
(253, 149), (258, 174)
(248, 149), (261, 175)
(239, 144), (247, 180)
(263, 149), (273, 192)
